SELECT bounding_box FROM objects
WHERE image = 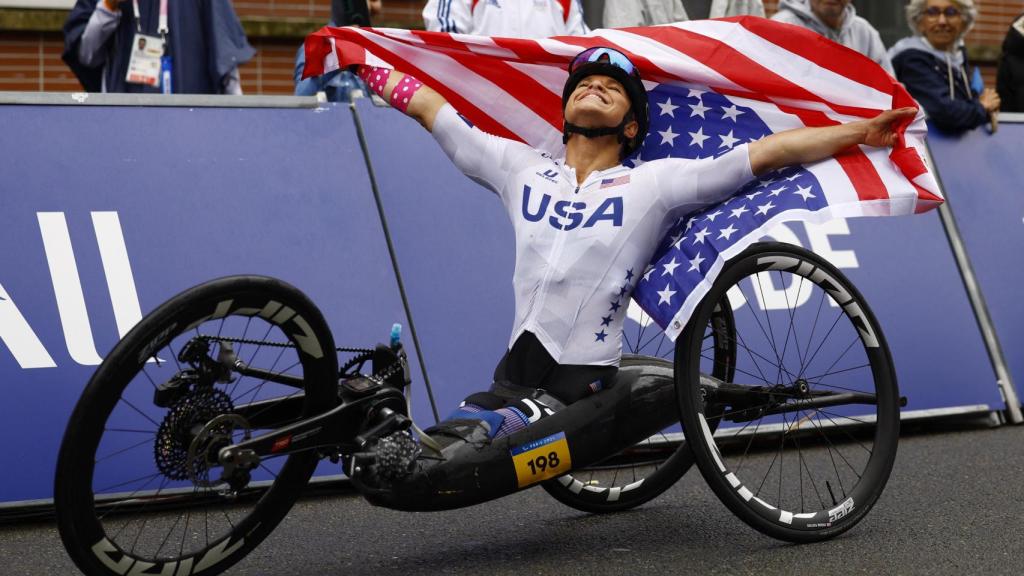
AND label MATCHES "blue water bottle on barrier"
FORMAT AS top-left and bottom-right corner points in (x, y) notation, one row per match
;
(390, 323), (403, 350)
